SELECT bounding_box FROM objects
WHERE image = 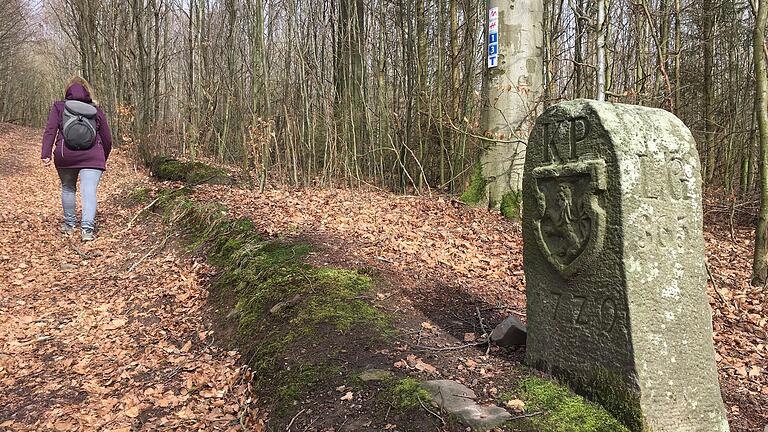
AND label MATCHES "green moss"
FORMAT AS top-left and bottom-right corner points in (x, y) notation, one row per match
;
(306, 269), (390, 333)
(152, 195), (393, 417)
(385, 378), (432, 411)
(500, 191), (522, 220)
(569, 369), (644, 432)
(274, 364), (341, 413)
(154, 187), (192, 211)
(126, 187), (150, 205)
(513, 377), (630, 432)
(460, 164), (487, 205)
(151, 156), (231, 185)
